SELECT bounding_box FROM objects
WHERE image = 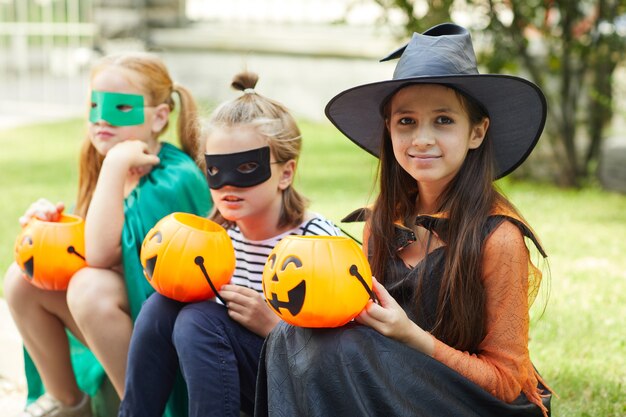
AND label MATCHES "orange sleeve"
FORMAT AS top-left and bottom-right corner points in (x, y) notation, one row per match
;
(432, 220), (535, 402)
